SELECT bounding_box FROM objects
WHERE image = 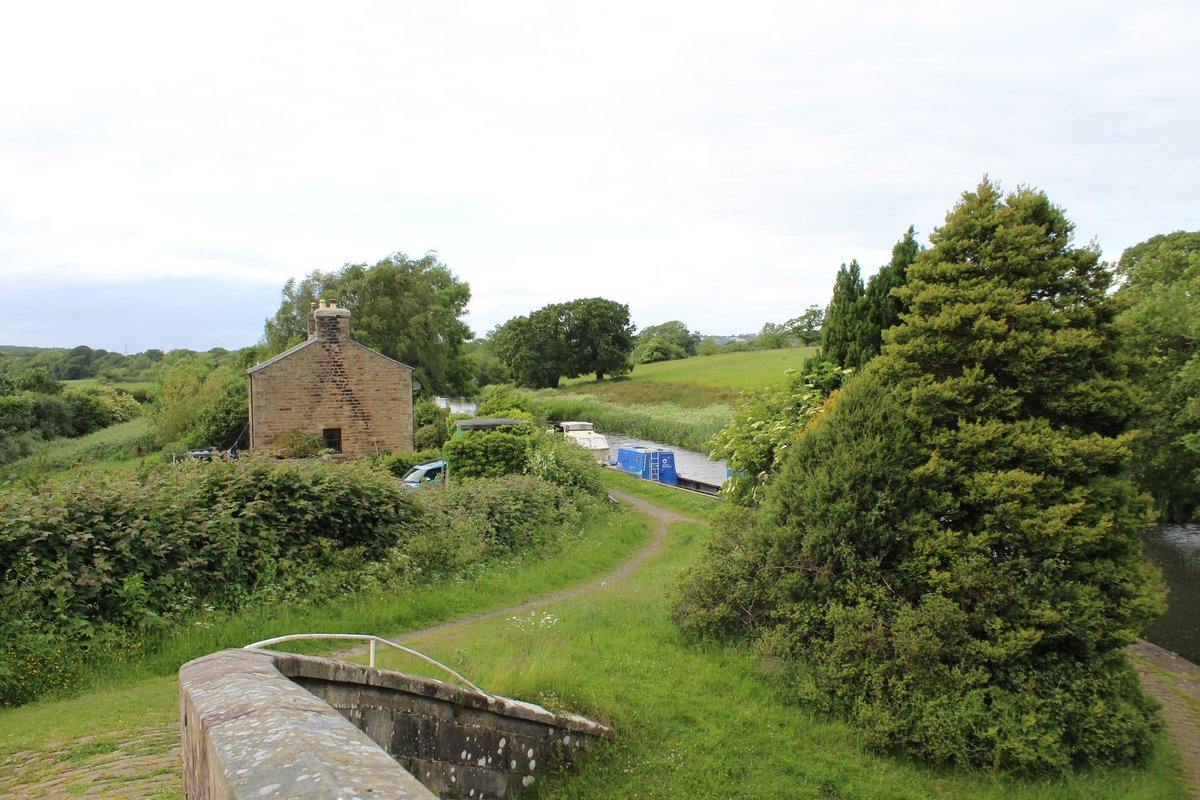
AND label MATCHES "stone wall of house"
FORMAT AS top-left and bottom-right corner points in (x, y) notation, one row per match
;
(180, 649), (613, 800)
(248, 305), (413, 457)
